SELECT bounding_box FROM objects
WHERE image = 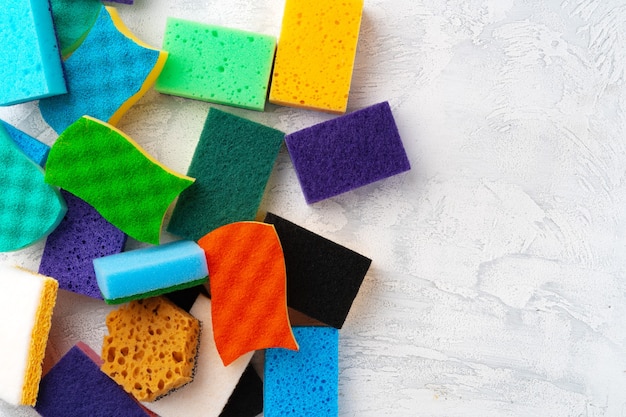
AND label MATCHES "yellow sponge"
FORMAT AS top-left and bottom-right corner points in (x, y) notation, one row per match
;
(101, 297), (200, 402)
(269, 0), (364, 114)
